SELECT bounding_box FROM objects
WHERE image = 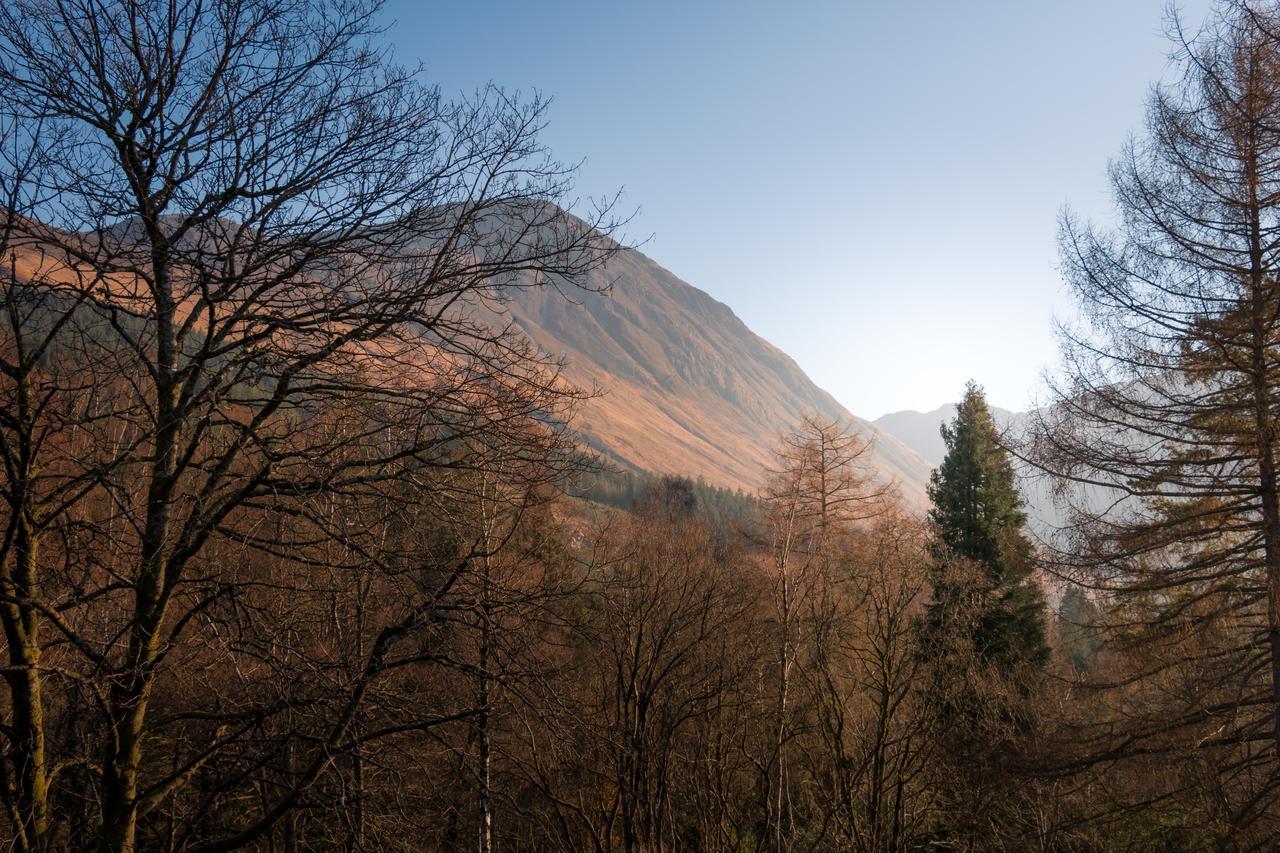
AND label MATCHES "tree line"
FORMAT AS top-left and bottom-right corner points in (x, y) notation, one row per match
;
(573, 467), (759, 530)
(0, 0), (1279, 849)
